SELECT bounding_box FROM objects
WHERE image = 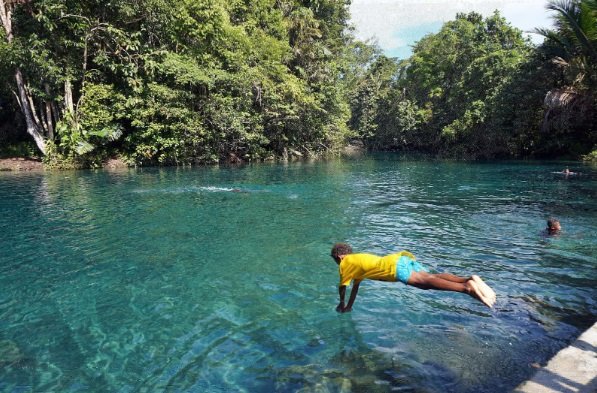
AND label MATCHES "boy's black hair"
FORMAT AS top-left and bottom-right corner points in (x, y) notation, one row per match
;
(331, 243), (353, 259)
(547, 218), (560, 228)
